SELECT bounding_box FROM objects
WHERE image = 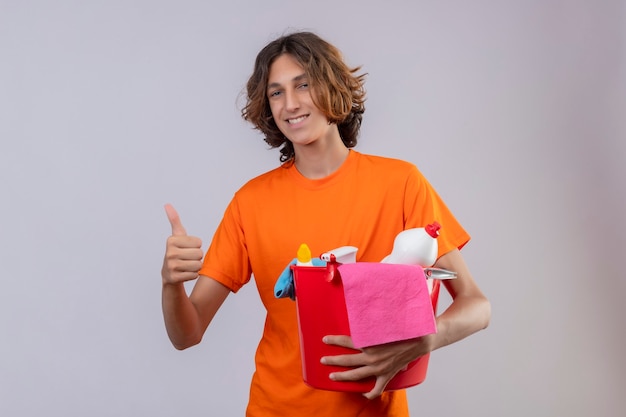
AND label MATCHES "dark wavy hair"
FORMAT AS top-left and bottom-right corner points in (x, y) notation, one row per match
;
(241, 31), (367, 162)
